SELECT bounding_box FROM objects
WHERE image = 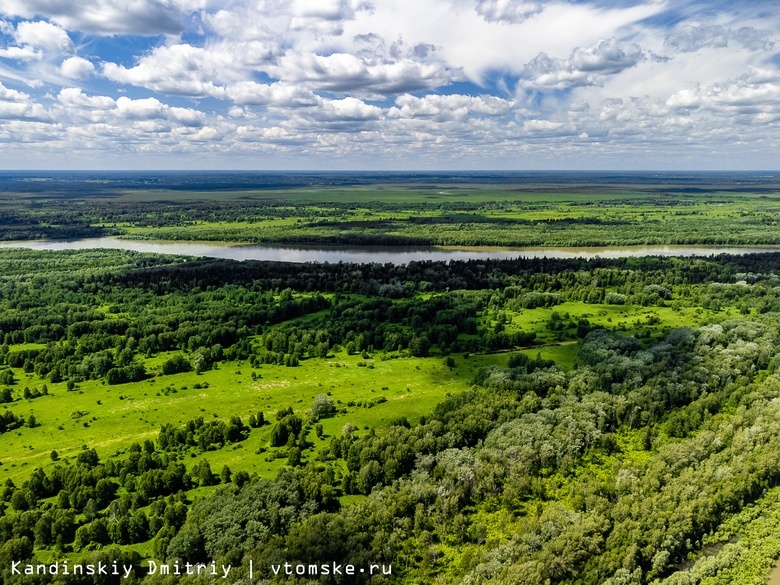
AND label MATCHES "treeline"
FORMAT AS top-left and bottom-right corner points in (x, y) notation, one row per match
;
(7, 247), (780, 302)
(0, 195), (550, 234)
(94, 252), (780, 297)
(8, 185), (780, 247)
